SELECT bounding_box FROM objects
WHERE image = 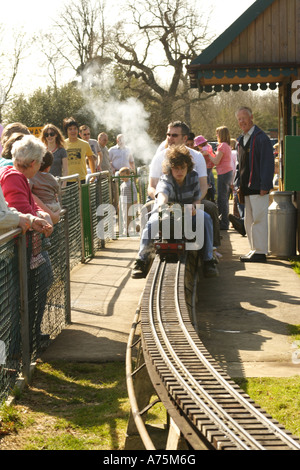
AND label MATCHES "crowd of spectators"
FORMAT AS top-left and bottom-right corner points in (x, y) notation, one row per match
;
(0, 109), (277, 347)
